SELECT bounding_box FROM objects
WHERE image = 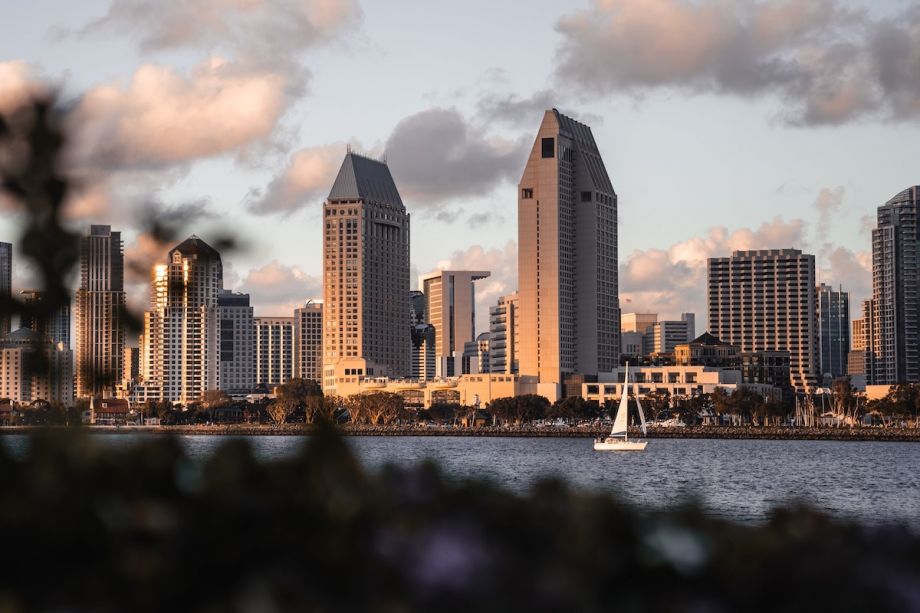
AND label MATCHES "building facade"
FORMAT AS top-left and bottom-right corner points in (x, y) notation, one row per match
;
(518, 109), (619, 391)
(420, 270), (490, 378)
(217, 290), (255, 393)
(868, 186), (920, 384)
(140, 236), (223, 403)
(708, 249), (818, 390)
(75, 225), (125, 398)
(19, 290), (71, 348)
(651, 317), (695, 355)
(0, 328), (73, 405)
(816, 283), (850, 384)
(489, 292), (519, 375)
(0, 242), (10, 337)
(255, 316), (294, 388)
(322, 152), (410, 392)
(294, 301), (323, 384)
